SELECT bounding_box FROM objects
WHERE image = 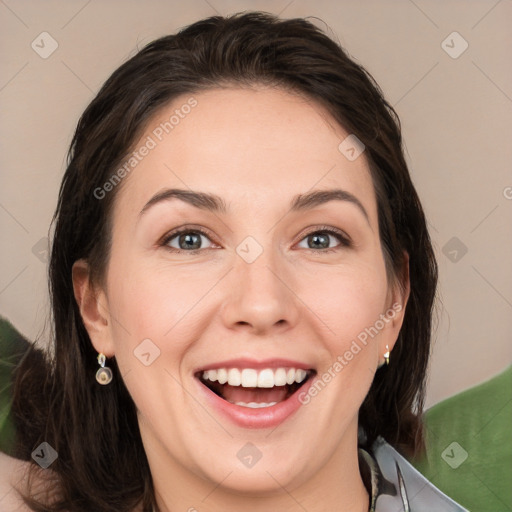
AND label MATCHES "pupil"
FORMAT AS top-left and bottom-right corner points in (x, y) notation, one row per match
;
(180, 233), (201, 250)
(310, 233), (328, 249)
